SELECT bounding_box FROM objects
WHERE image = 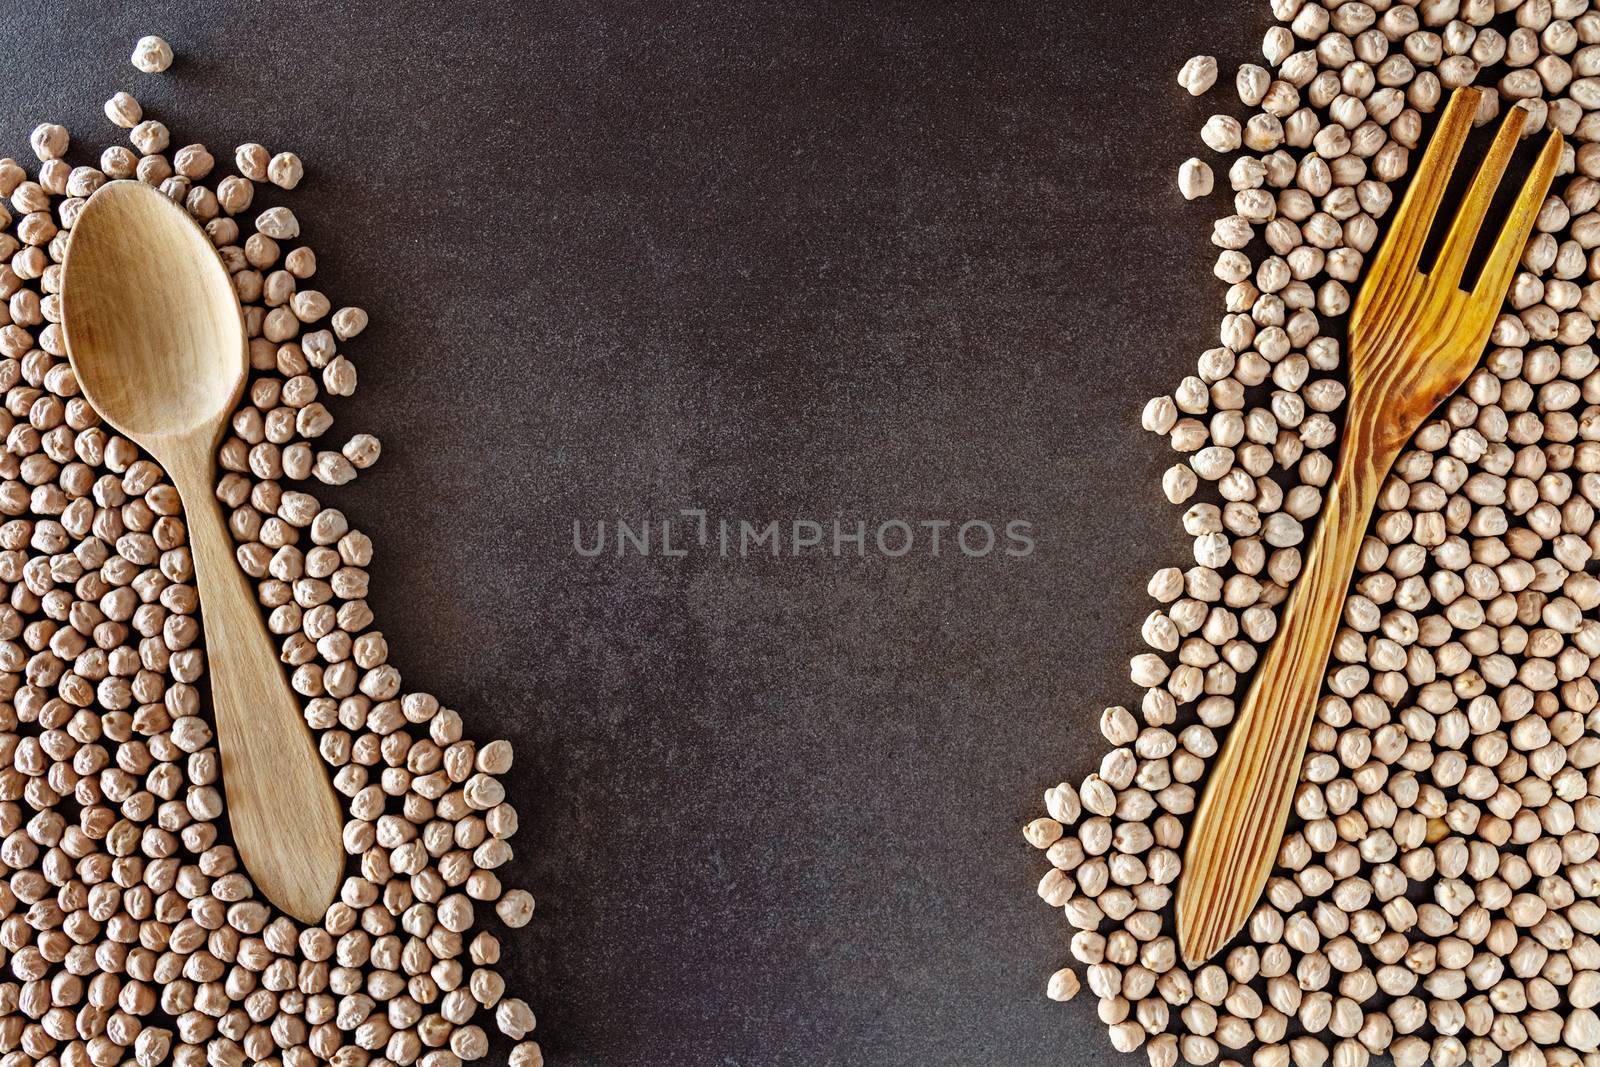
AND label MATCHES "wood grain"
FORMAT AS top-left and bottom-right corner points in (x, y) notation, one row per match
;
(1176, 88), (1564, 966)
(61, 181), (344, 924)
